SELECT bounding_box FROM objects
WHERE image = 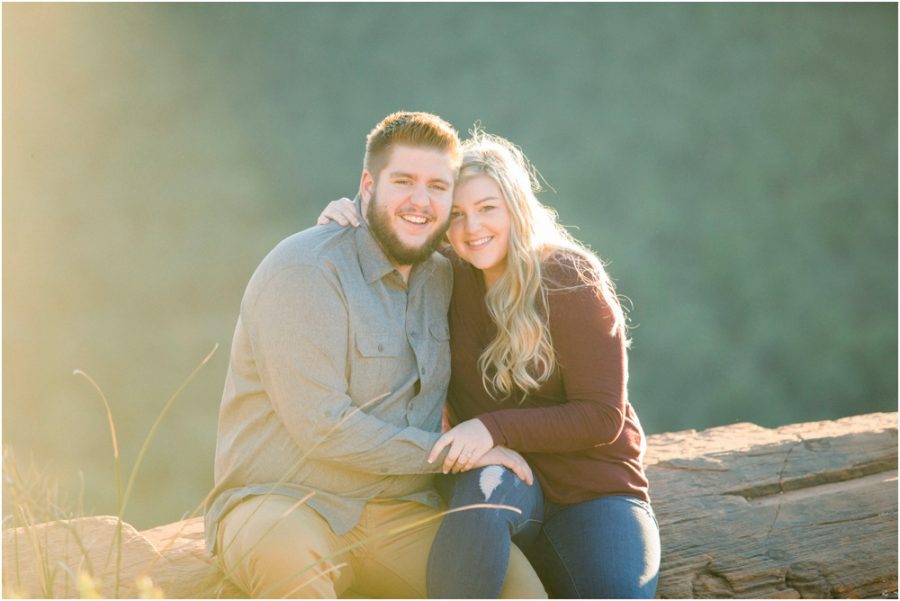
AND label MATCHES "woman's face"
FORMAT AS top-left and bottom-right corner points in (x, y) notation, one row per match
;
(448, 174), (511, 287)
